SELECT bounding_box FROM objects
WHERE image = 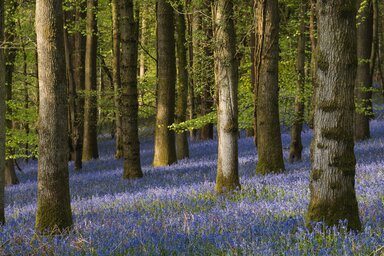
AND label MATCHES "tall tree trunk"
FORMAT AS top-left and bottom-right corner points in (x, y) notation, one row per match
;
(289, 0), (306, 163)
(71, 5), (86, 170)
(0, 0), (6, 225)
(35, 0), (73, 232)
(250, 0), (257, 142)
(307, 0), (361, 231)
(83, 0), (99, 160)
(254, 0), (285, 174)
(214, 0), (240, 193)
(355, 0), (373, 141)
(120, 0), (143, 178)
(175, 4), (190, 160)
(112, 0), (123, 159)
(139, 10), (146, 80)
(153, 0), (177, 167)
(4, 0), (19, 184)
